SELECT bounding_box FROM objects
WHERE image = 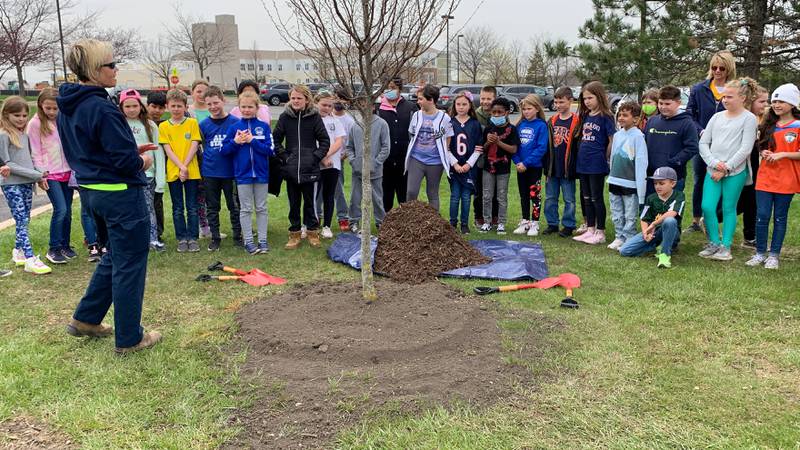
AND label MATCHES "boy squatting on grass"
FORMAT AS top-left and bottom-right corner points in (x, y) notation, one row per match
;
(618, 166), (686, 269)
